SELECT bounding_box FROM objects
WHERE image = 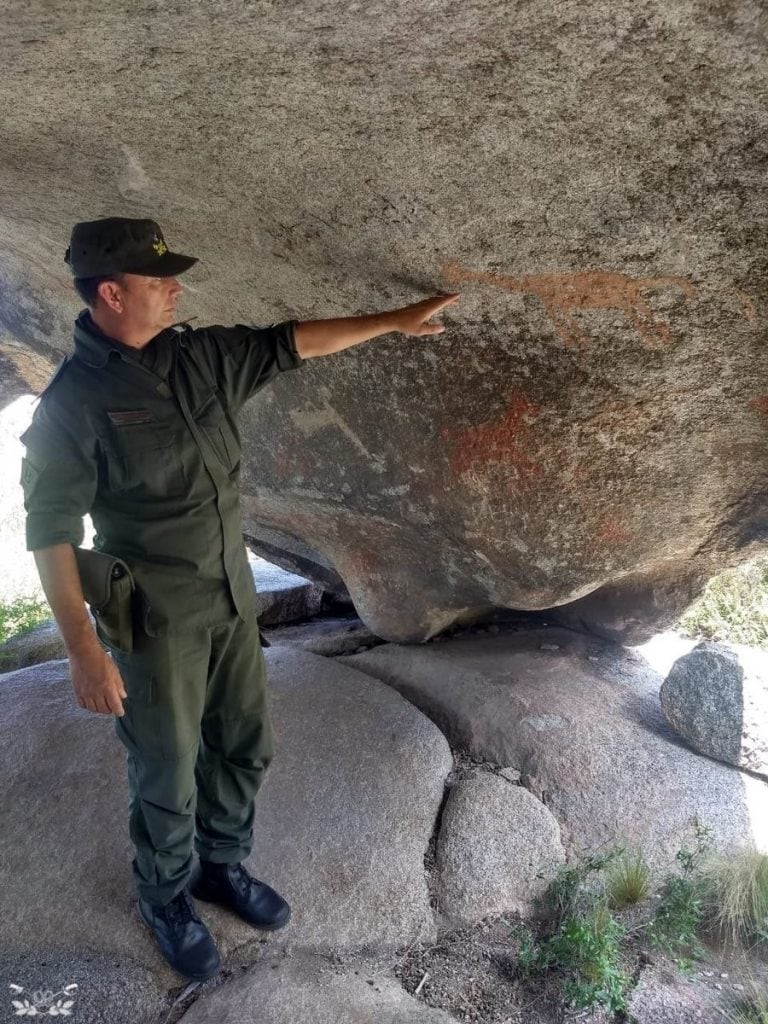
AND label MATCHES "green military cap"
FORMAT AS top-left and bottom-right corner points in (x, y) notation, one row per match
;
(64, 217), (198, 278)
